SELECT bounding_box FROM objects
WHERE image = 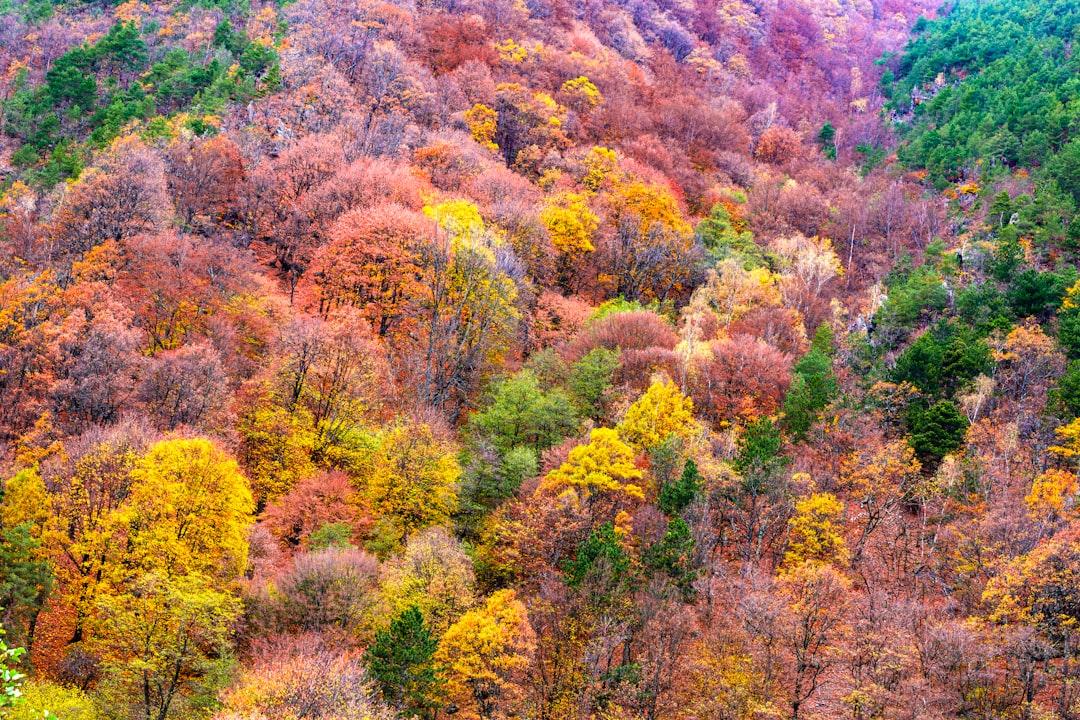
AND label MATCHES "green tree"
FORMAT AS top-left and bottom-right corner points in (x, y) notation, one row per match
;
(658, 458), (702, 517)
(470, 371), (579, 456)
(568, 348), (620, 421)
(0, 524), (52, 650)
(645, 518), (697, 599)
(365, 605), (443, 720)
(909, 400), (969, 466)
(783, 344), (837, 440)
